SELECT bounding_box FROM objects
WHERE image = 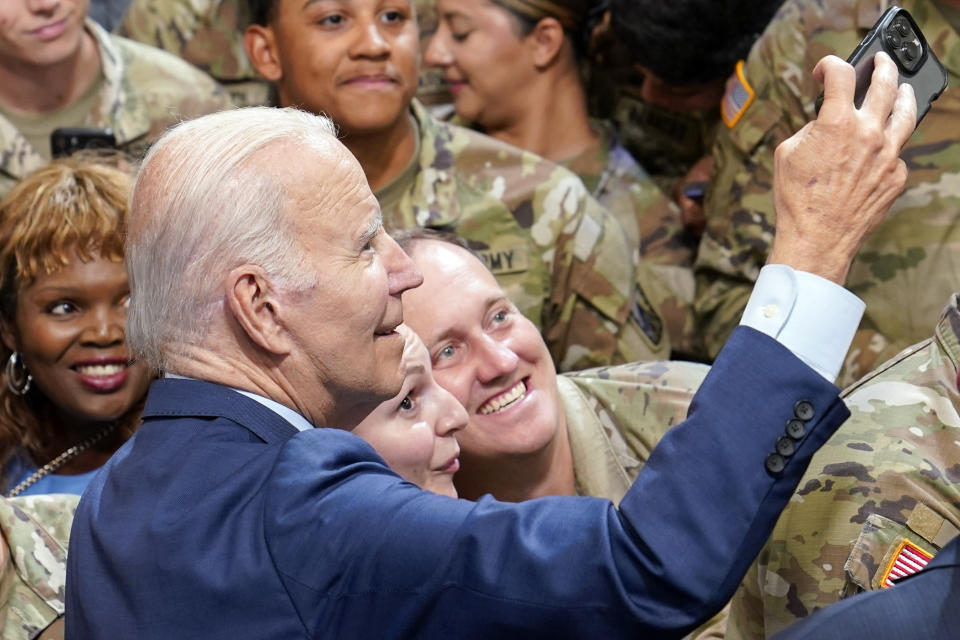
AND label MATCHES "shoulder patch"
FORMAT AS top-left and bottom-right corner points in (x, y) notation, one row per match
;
(879, 539), (933, 588)
(721, 60), (756, 129)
